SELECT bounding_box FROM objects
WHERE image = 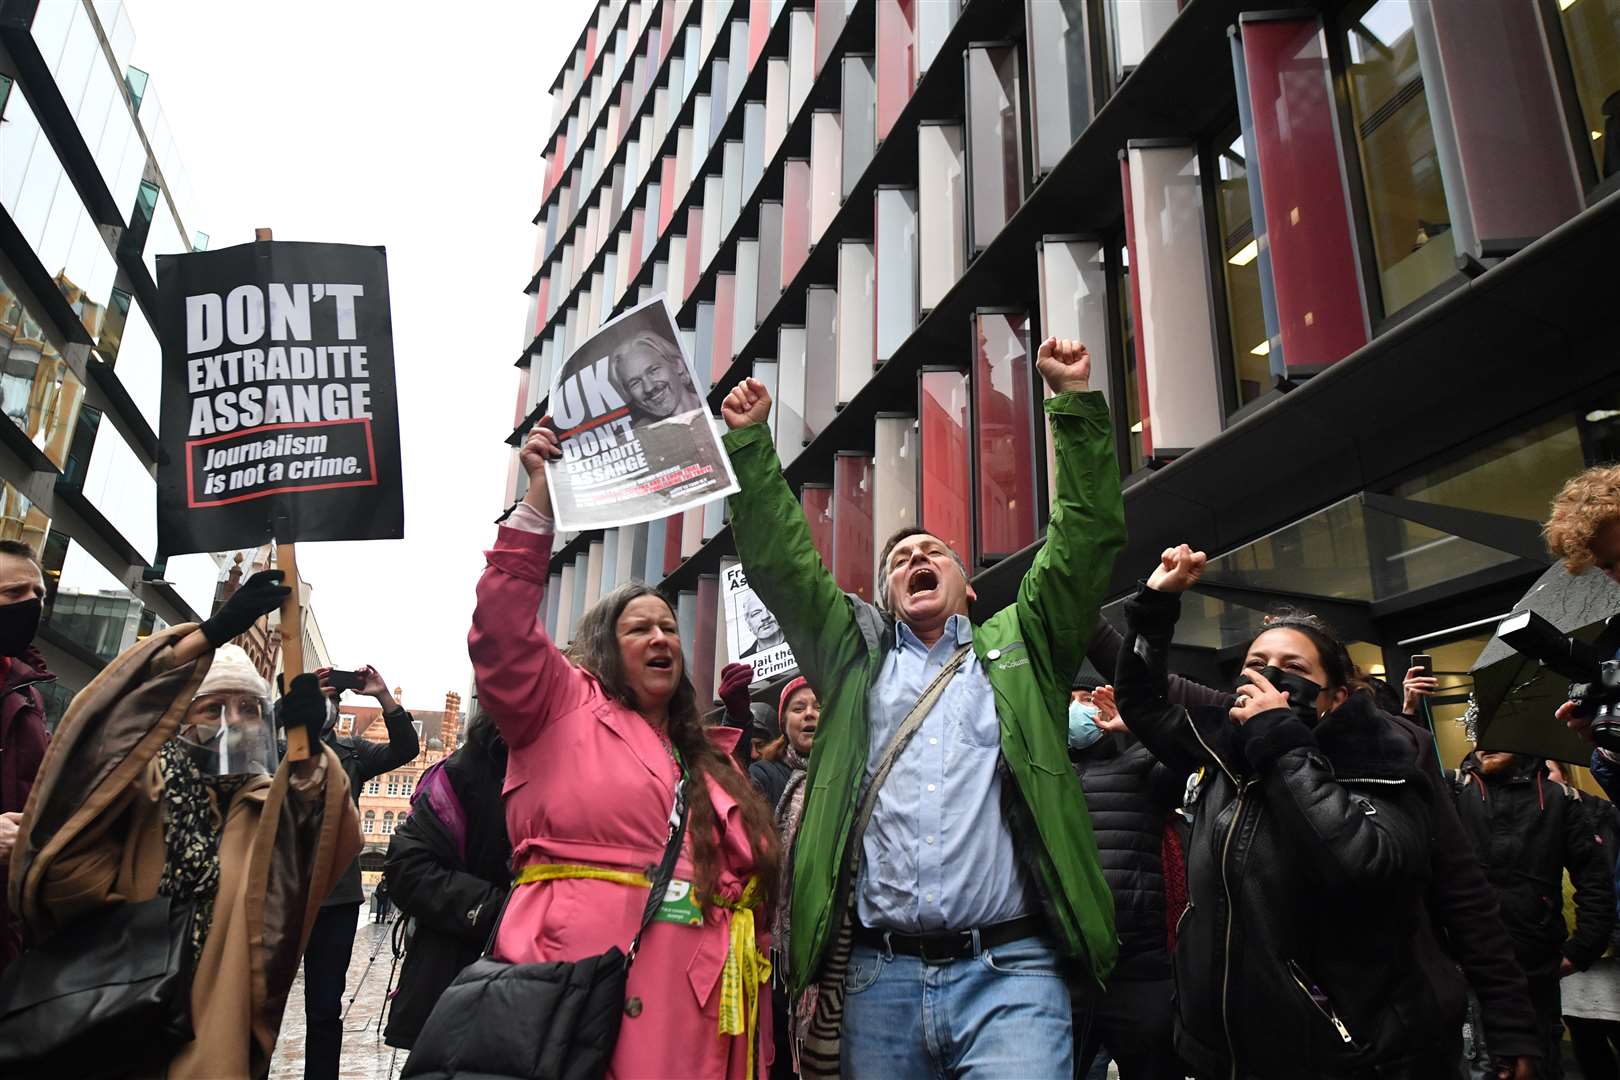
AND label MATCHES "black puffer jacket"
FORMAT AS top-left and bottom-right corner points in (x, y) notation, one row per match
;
(1069, 732), (1183, 981)
(382, 724), (510, 1049)
(1451, 754), (1616, 979)
(1117, 586), (1466, 1079)
(749, 756), (792, 813)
